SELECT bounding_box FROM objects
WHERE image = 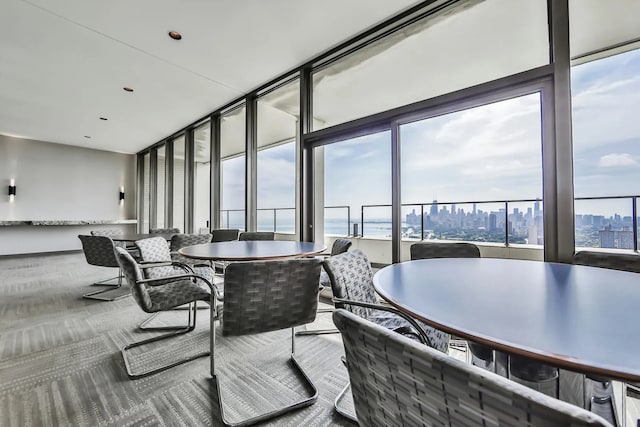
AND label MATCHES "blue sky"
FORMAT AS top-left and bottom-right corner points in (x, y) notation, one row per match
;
(222, 47), (640, 219)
